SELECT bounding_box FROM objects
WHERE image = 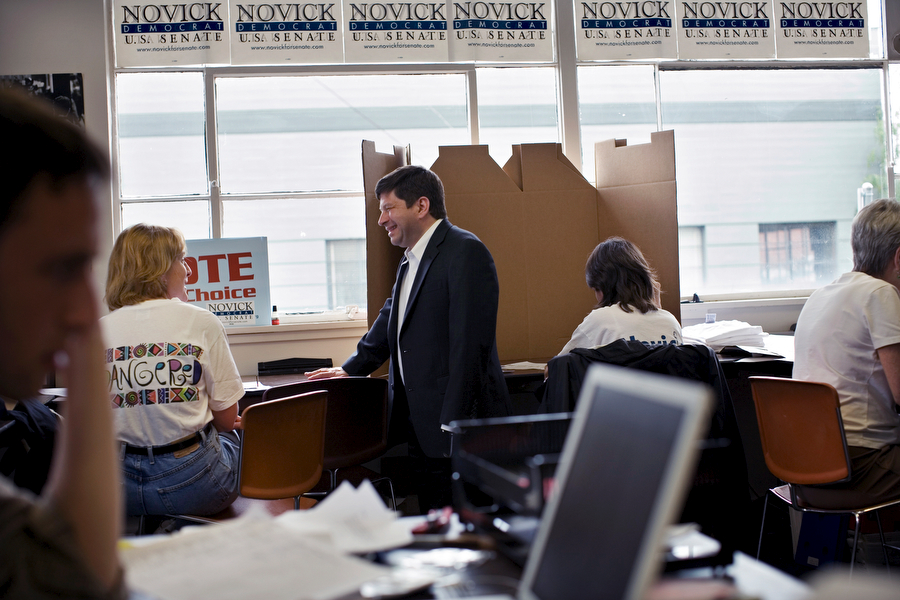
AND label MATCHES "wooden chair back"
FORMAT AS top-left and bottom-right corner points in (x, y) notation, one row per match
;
(749, 376), (851, 486)
(239, 390), (327, 499)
